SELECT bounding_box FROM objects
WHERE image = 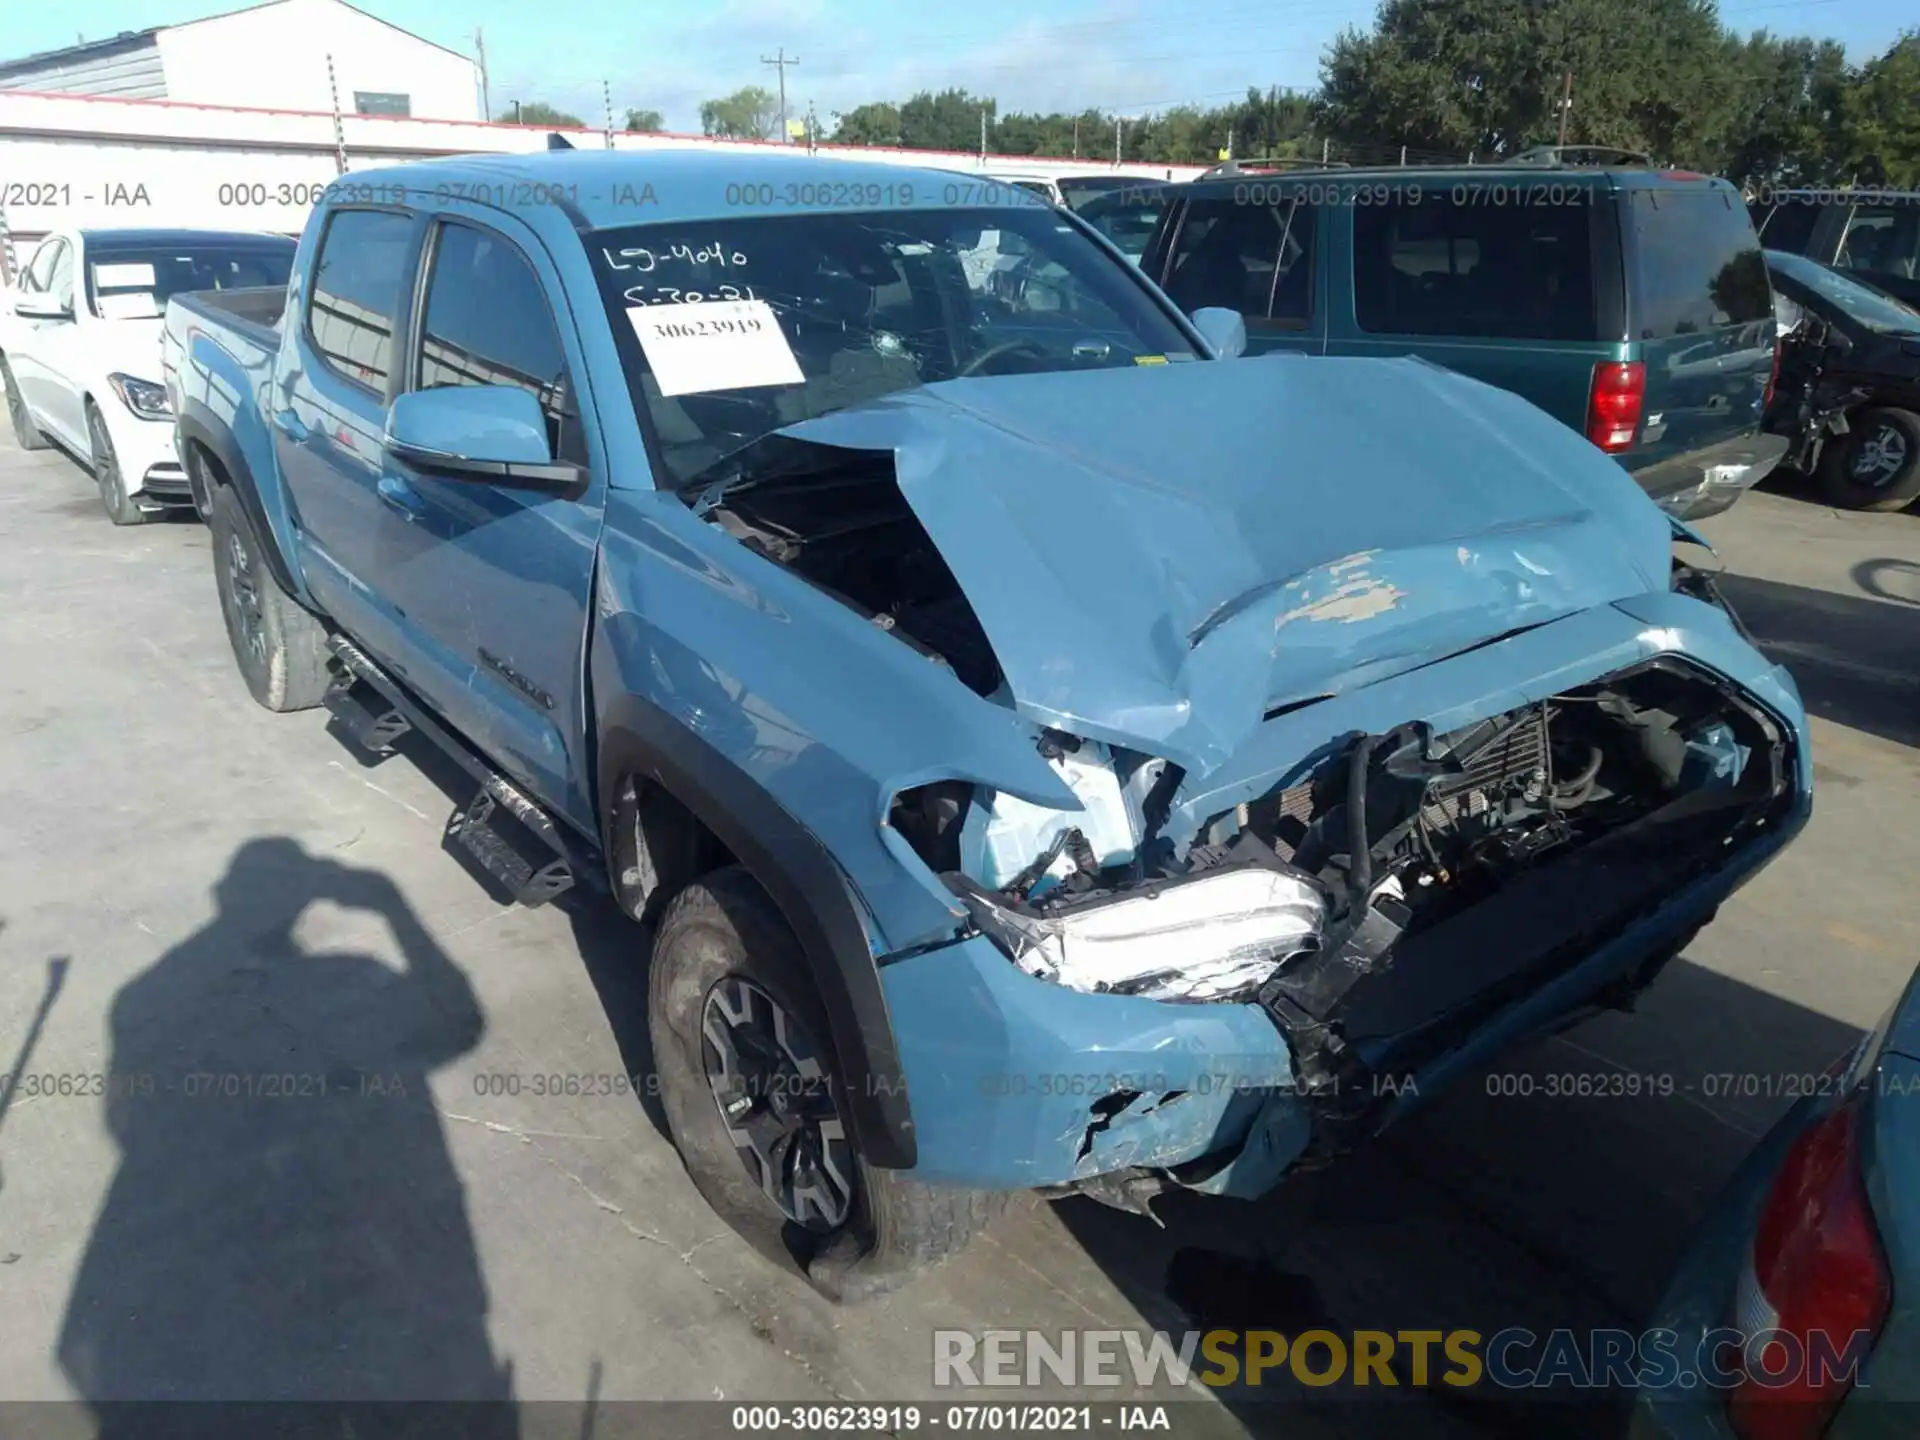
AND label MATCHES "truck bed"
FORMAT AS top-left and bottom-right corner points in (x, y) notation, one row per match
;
(170, 286), (287, 350)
